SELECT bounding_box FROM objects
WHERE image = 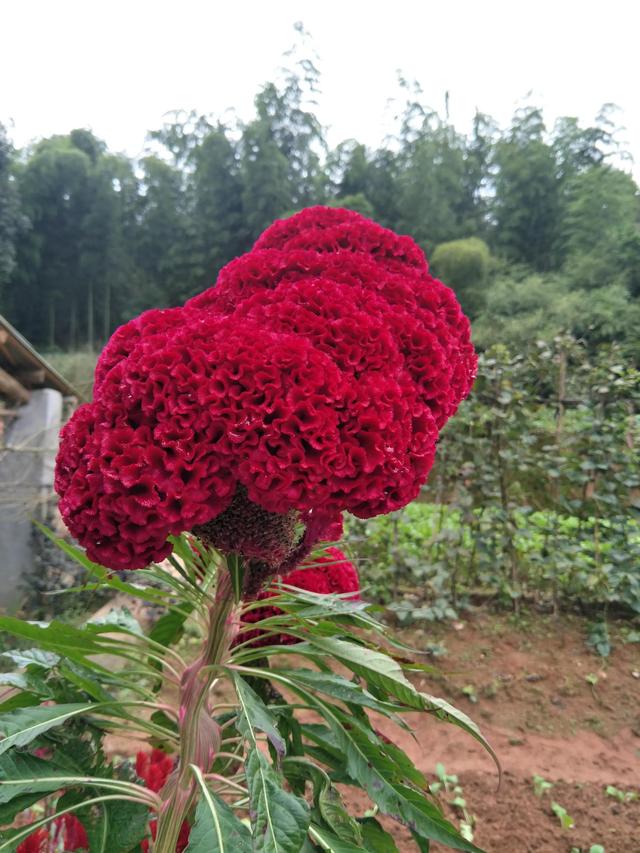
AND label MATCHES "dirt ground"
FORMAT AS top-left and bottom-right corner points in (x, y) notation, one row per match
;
(370, 610), (640, 853)
(105, 606), (640, 852)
